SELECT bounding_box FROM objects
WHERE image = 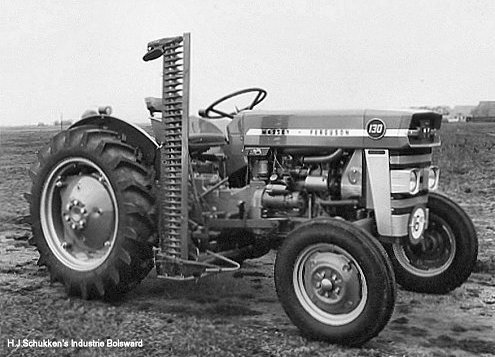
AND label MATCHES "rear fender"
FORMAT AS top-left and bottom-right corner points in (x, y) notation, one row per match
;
(70, 115), (159, 165)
